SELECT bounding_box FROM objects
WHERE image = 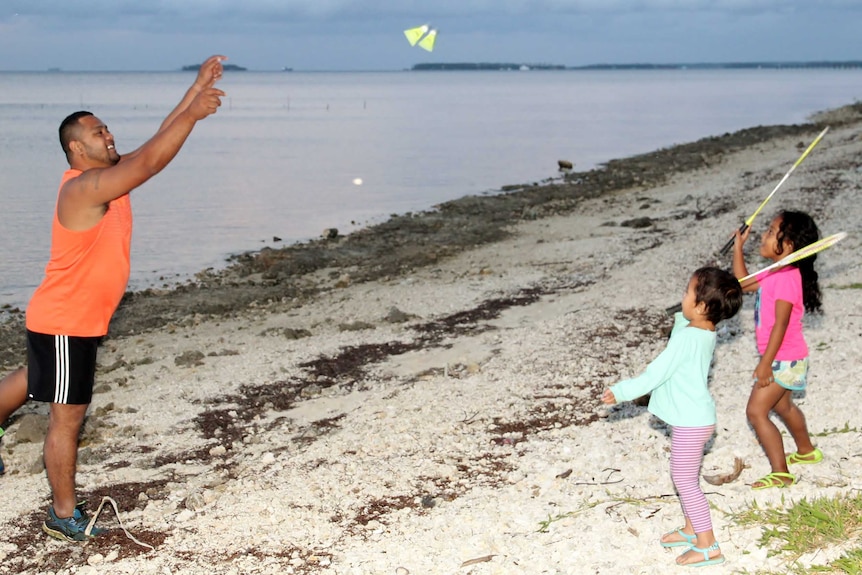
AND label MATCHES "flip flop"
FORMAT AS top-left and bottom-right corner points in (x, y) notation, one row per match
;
(660, 528), (696, 548)
(786, 448), (823, 466)
(751, 471), (797, 490)
(677, 541), (725, 568)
